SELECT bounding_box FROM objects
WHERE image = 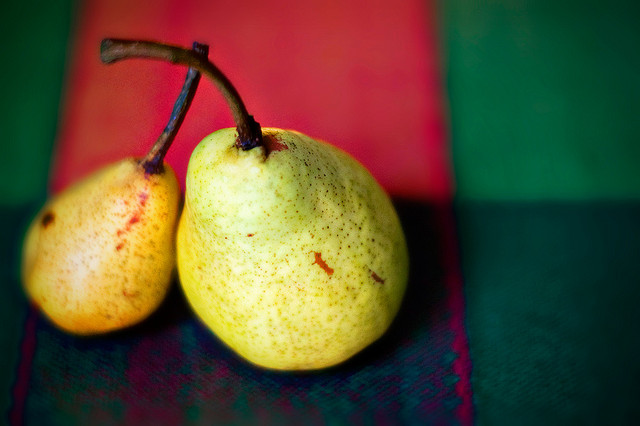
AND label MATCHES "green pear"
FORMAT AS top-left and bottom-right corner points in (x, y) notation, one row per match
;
(177, 128), (409, 370)
(21, 51), (205, 335)
(101, 39), (409, 370)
